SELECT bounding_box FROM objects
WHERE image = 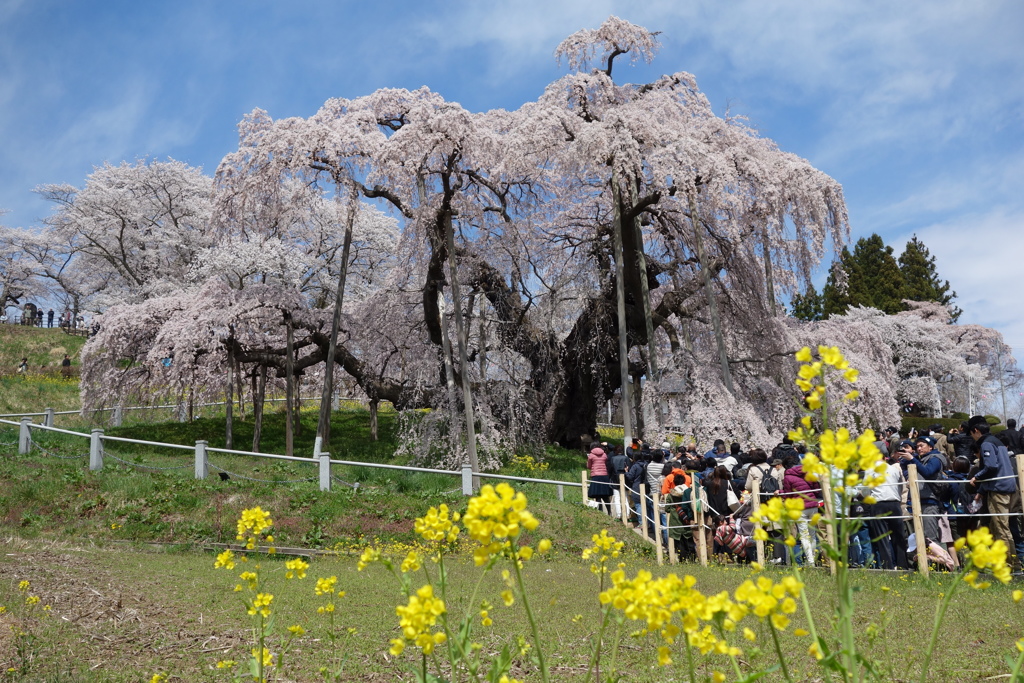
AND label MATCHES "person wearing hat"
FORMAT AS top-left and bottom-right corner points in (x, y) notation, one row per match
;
(898, 435), (948, 551)
(969, 417), (1017, 564)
